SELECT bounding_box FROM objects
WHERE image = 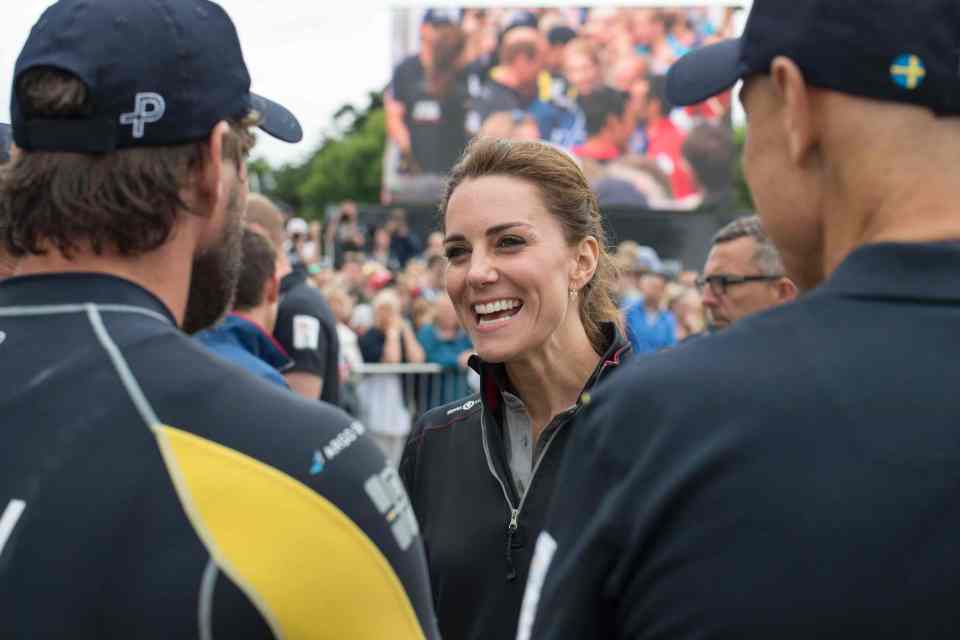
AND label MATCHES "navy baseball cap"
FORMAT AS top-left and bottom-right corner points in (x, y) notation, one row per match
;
(12, 0), (303, 153)
(422, 9), (460, 27)
(667, 0), (960, 116)
(547, 26), (577, 47)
